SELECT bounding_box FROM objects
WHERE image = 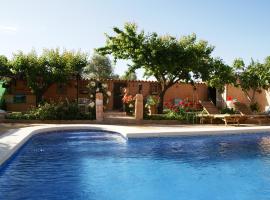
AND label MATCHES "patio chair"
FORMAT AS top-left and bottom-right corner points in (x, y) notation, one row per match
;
(198, 101), (219, 124)
(234, 102), (270, 124)
(198, 101), (243, 126)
